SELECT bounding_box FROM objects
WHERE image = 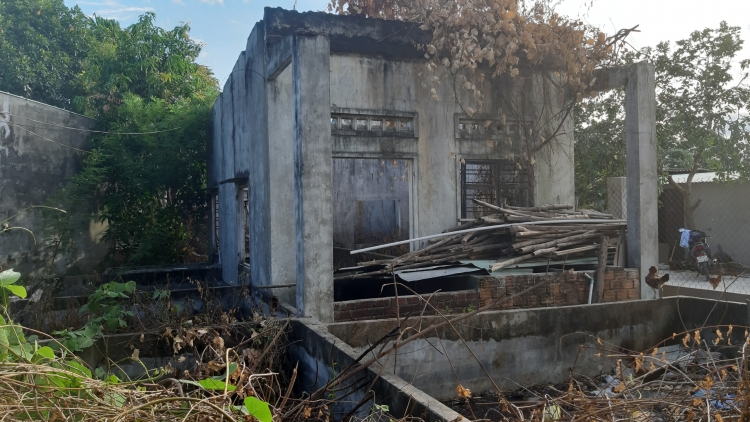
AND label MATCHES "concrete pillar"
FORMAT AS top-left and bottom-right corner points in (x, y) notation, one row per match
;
(624, 63), (658, 299)
(607, 177), (627, 220)
(267, 63), (297, 306)
(292, 35), (334, 322)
